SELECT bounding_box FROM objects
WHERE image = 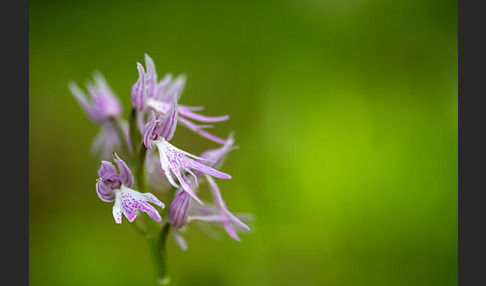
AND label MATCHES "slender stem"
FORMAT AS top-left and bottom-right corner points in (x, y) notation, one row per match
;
(135, 145), (147, 191)
(129, 108), (141, 156)
(126, 108), (171, 284)
(148, 223), (171, 285)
